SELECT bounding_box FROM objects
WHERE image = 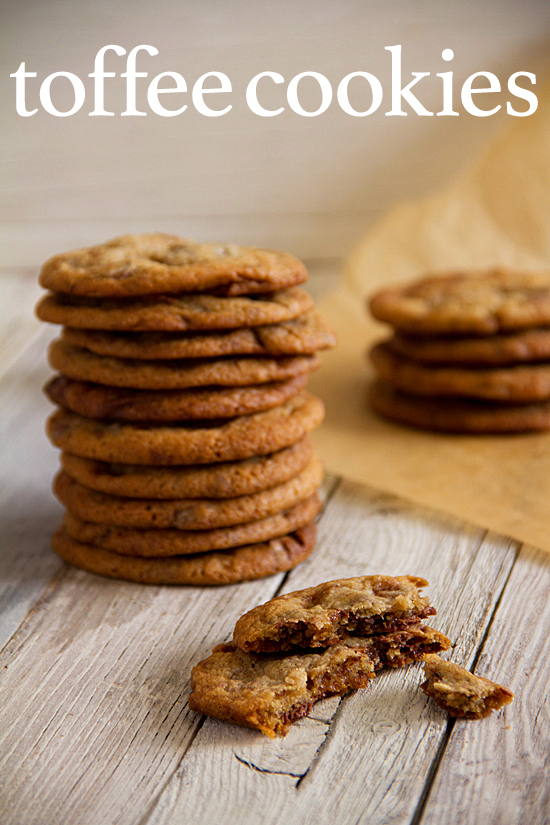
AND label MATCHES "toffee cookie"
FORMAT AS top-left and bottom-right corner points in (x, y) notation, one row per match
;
(63, 495), (322, 556)
(52, 521), (316, 586)
(421, 654), (514, 719)
(62, 311), (336, 360)
(233, 574), (435, 652)
(48, 339), (319, 390)
(45, 374), (309, 421)
(370, 269), (550, 335)
(389, 328), (550, 367)
(369, 379), (550, 433)
(54, 455), (323, 529)
(60, 437), (314, 499)
(36, 287), (314, 332)
(189, 626), (450, 737)
(371, 341), (550, 402)
(39, 233), (308, 298)
(47, 393), (325, 465)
